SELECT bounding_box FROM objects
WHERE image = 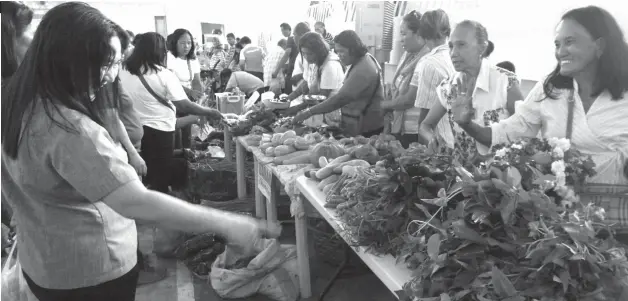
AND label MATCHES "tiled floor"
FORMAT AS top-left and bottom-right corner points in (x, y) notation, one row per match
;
(136, 223), (398, 301)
